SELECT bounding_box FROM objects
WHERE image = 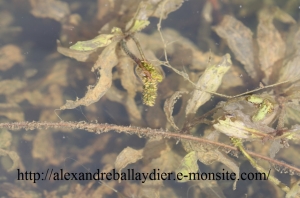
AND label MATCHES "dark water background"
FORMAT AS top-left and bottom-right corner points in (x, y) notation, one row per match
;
(1, 0), (300, 197)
